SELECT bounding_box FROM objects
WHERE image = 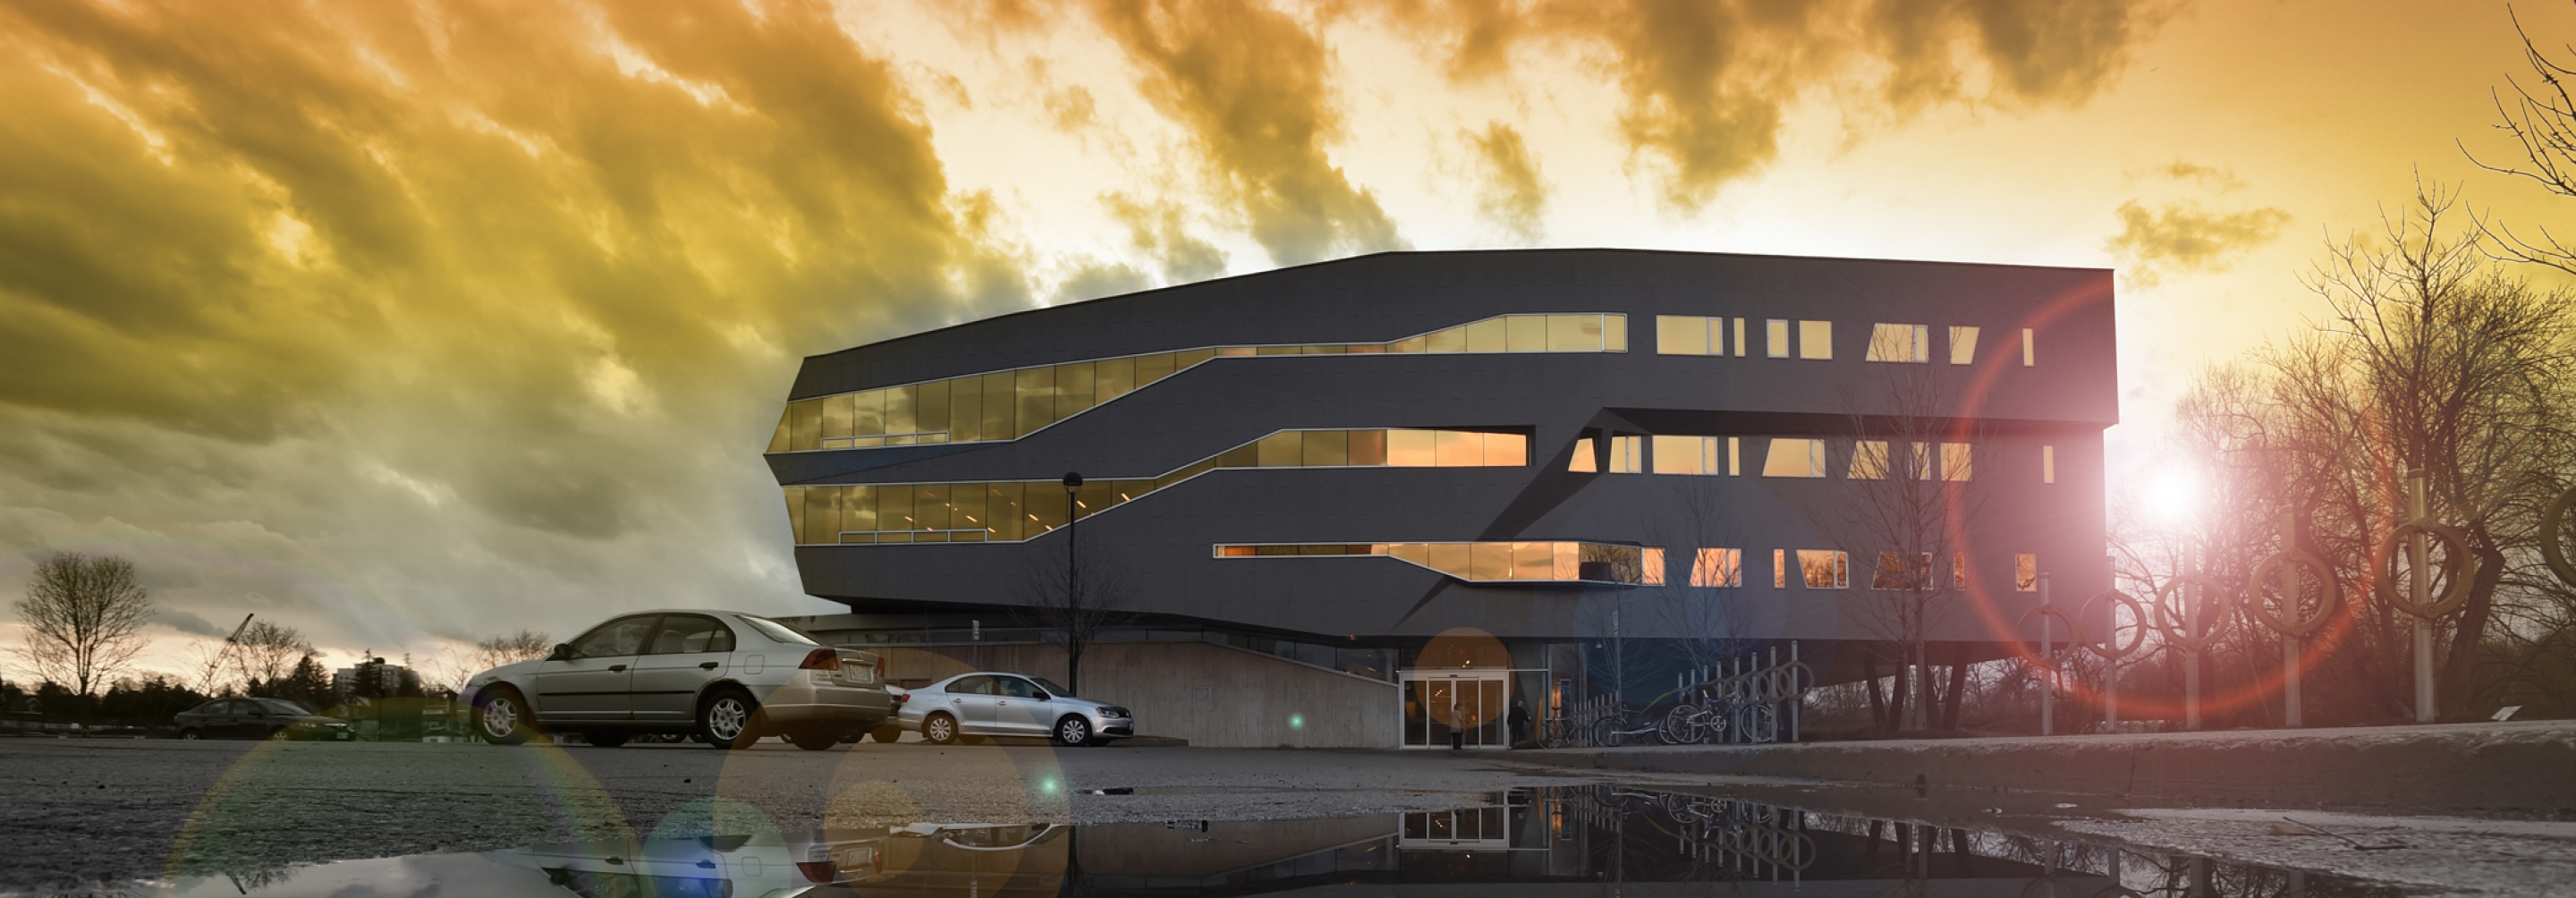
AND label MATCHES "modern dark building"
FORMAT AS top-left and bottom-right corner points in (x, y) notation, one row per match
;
(765, 250), (2115, 747)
